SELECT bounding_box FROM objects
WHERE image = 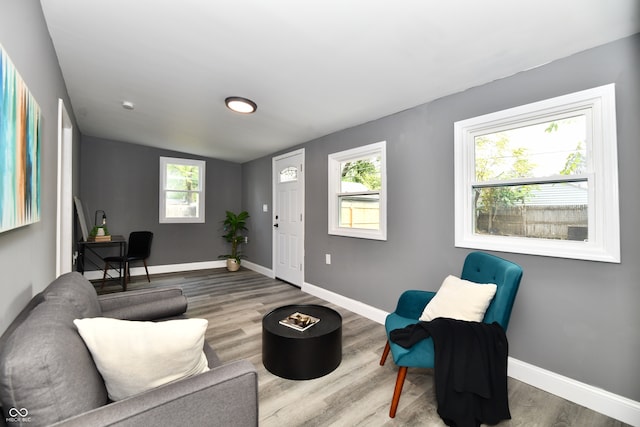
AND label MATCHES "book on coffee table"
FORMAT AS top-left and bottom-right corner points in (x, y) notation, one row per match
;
(279, 312), (320, 332)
